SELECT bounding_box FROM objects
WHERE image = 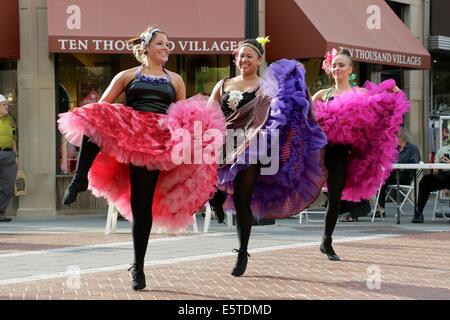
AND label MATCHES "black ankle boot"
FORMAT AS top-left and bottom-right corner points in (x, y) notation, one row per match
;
(128, 263), (146, 291)
(209, 191), (226, 224)
(213, 205), (225, 224)
(320, 236), (340, 261)
(411, 214), (424, 223)
(63, 176), (88, 205)
(231, 249), (250, 277)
